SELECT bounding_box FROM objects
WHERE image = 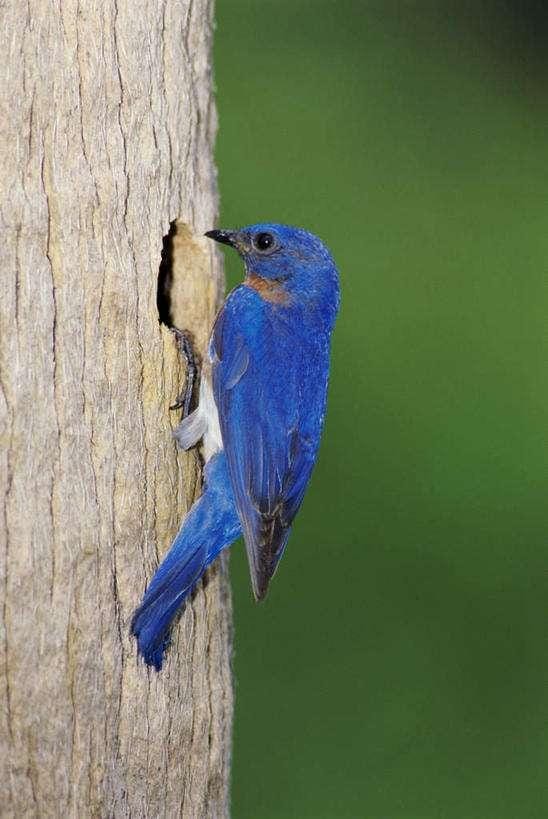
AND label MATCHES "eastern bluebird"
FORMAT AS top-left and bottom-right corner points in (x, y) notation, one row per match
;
(131, 223), (340, 669)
